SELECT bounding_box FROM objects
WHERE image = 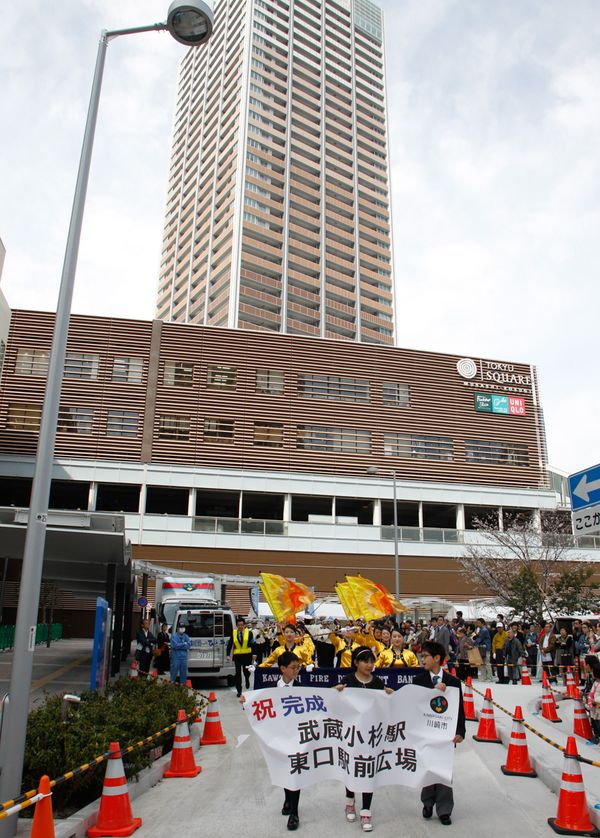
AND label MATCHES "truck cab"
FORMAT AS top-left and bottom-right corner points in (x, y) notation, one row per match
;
(174, 607), (236, 683)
